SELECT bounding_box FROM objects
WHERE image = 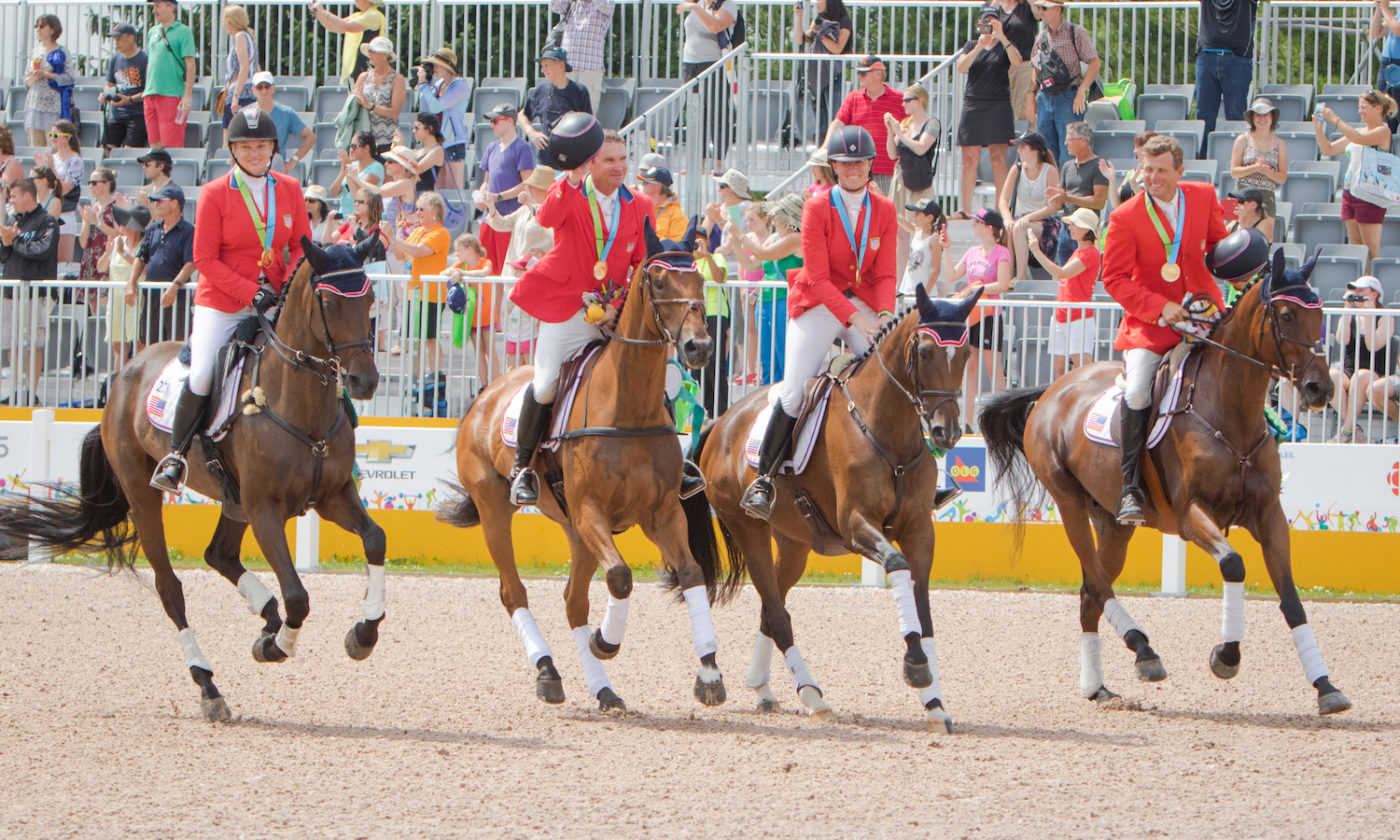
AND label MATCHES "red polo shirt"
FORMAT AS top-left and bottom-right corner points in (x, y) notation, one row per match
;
(835, 85), (906, 176)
